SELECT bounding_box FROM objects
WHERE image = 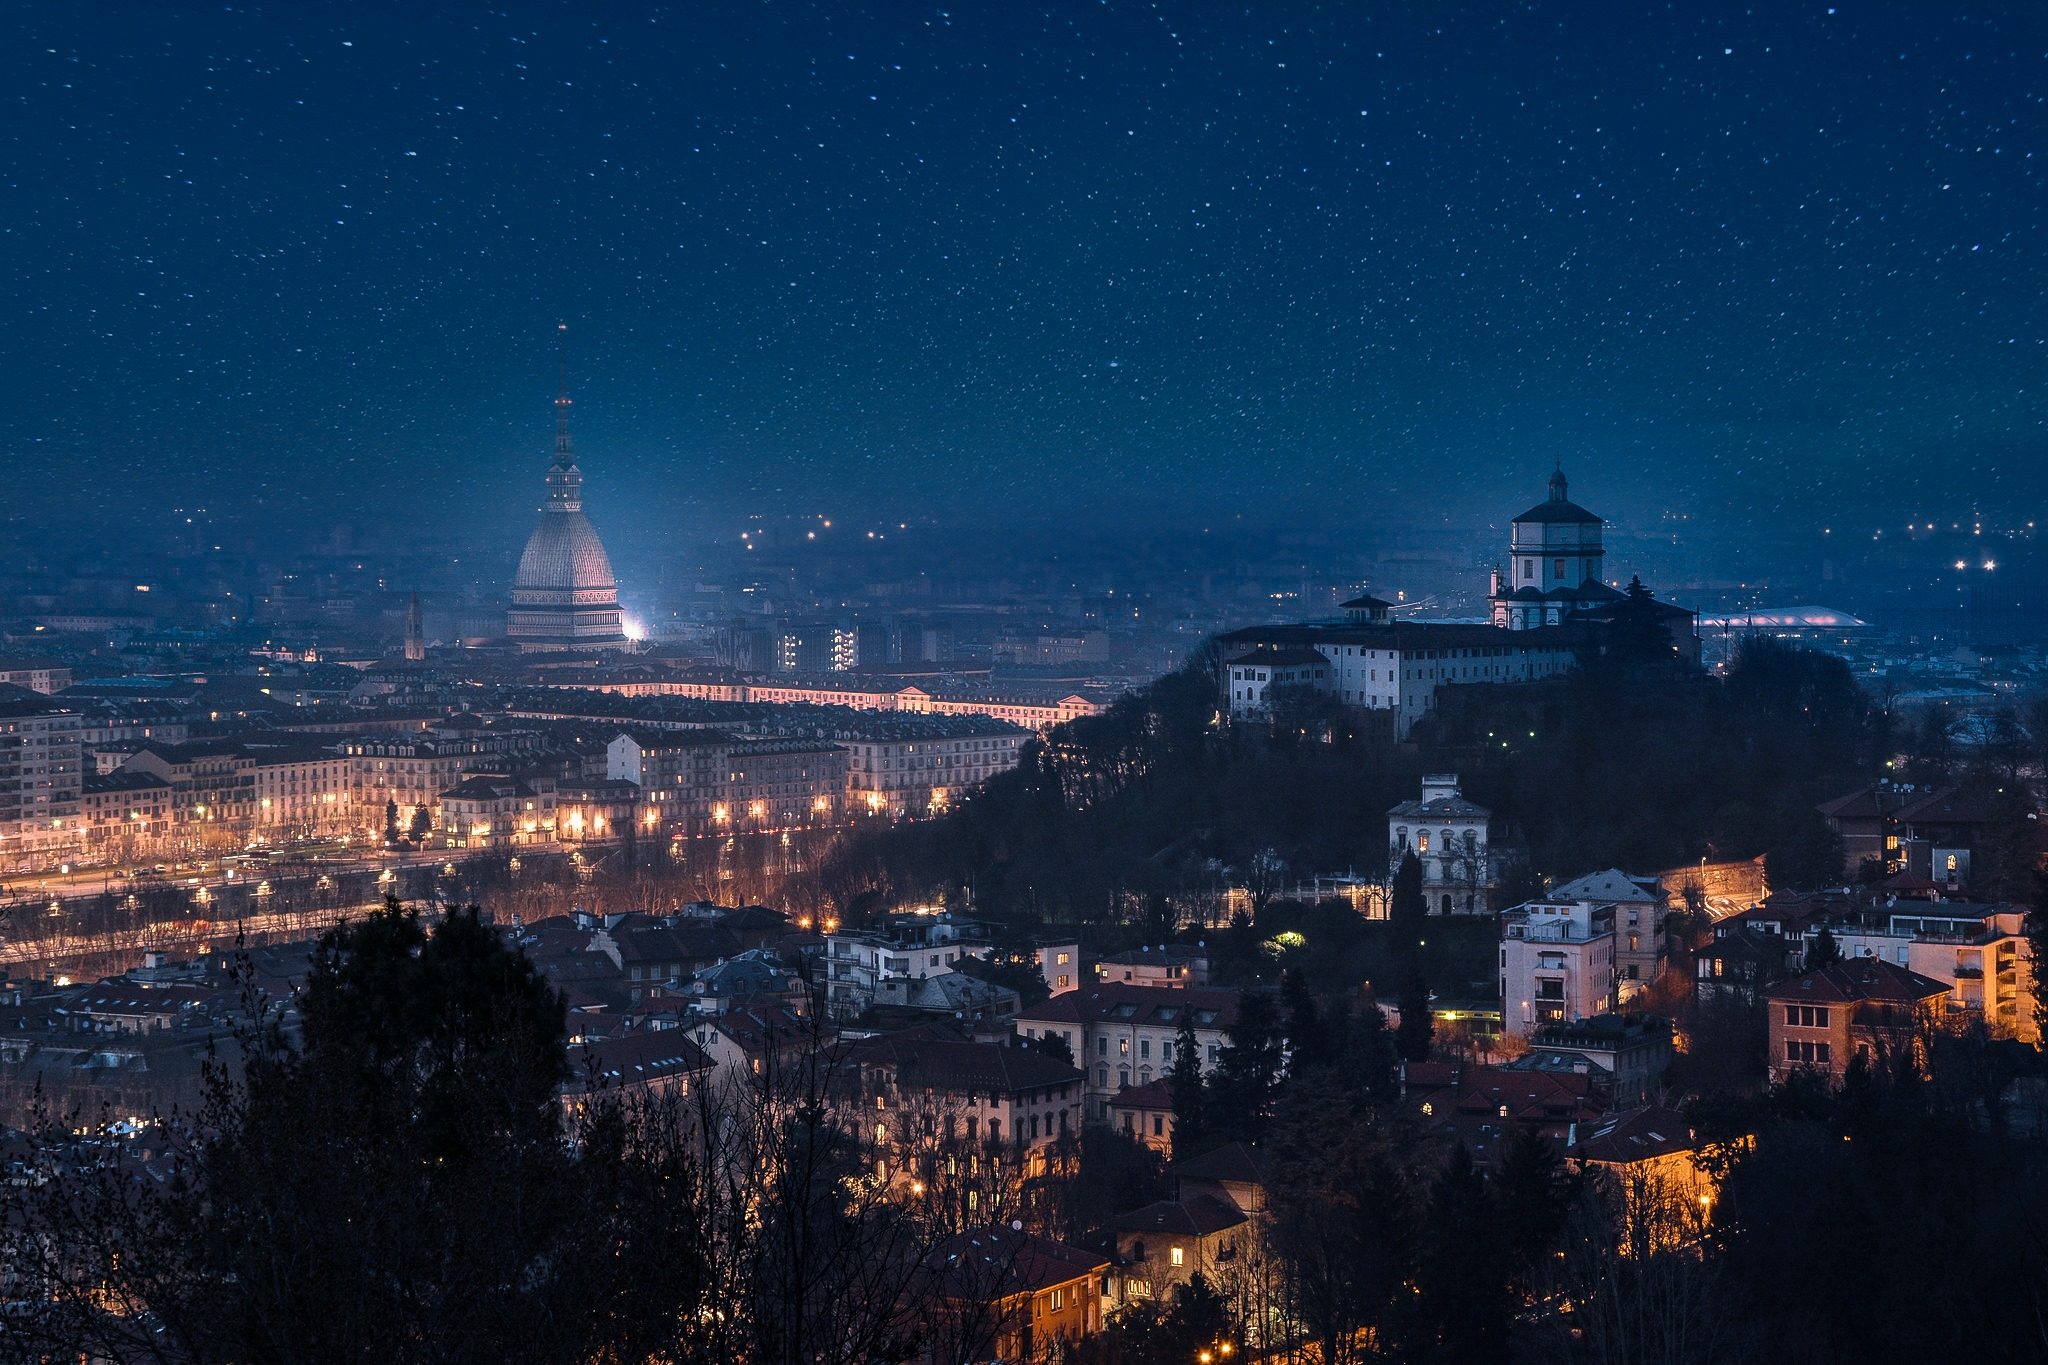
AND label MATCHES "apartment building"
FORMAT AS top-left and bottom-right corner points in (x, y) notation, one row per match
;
(1500, 898), (1616, 1039)
(1014, 984), (1238, 1120)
